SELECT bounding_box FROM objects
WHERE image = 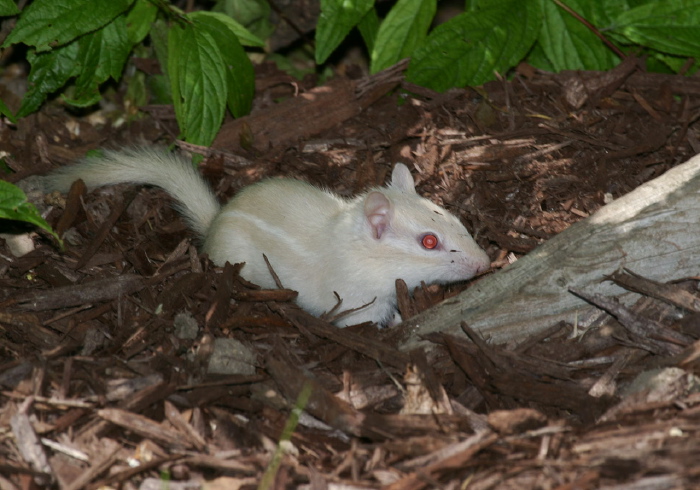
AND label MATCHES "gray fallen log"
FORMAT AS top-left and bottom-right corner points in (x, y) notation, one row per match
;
(396, 153), (700, 351)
